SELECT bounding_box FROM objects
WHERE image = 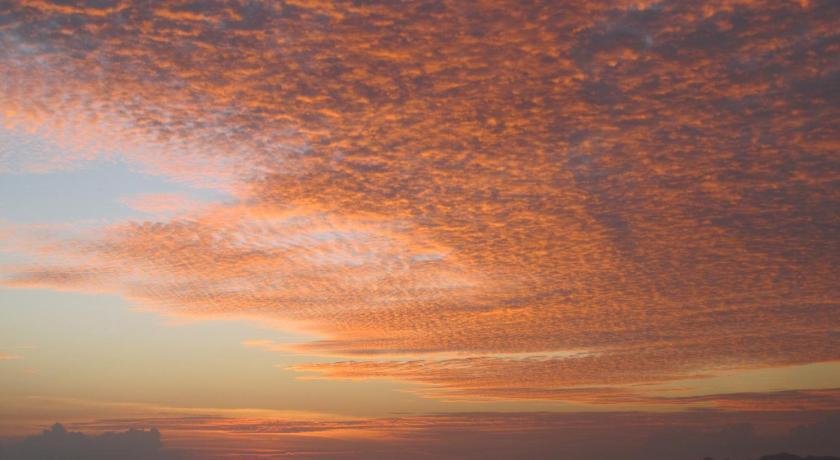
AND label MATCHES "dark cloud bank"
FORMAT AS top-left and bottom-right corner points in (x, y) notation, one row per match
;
(0, 423), (180, 460)
(2, 415), (840, 459)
